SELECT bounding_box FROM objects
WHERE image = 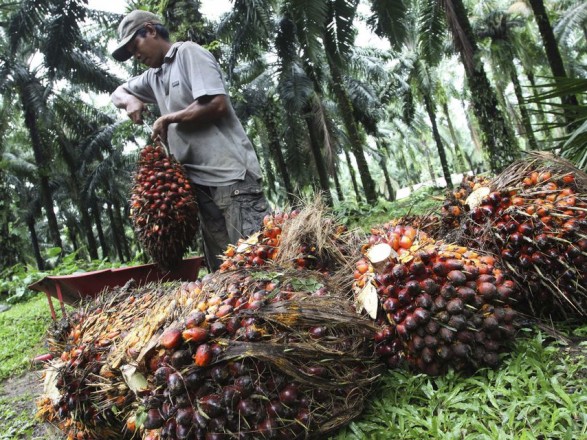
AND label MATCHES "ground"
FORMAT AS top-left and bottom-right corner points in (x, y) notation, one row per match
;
(0, 370), (54, 440)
